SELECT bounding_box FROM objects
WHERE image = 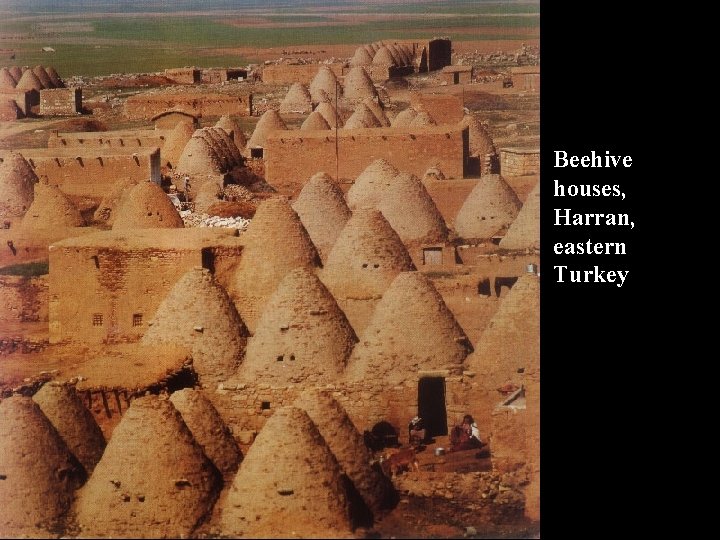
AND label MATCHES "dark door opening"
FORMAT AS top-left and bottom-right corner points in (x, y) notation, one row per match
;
(418, 377), (448, 437)
(453, 72), (460, 84)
